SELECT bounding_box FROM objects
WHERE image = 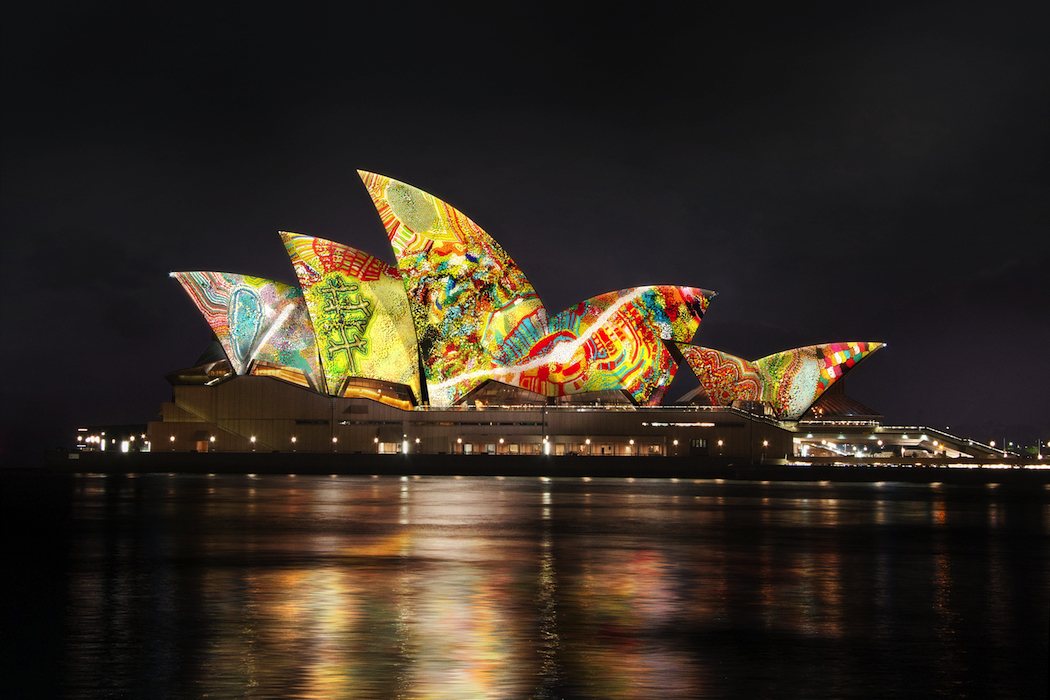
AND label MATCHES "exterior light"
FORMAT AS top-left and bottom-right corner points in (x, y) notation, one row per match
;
(210, 436), (215, 442)
(585, 439), (590, 444)
(332, 437), (338, 443)
(170, 436), (175, 442)
(415, 437), (420, 444)
(673, 439), (678, 445)
(718, 440), (723, 446)
(629, 439), (634, 445)
(374, 437), (379, 443)
(457, 438), (462, 443)
(762, 440), (768, 447)
(250, 436), (256, 443)
(291, 437), (297, 443)
(499, 438), (504, 444)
